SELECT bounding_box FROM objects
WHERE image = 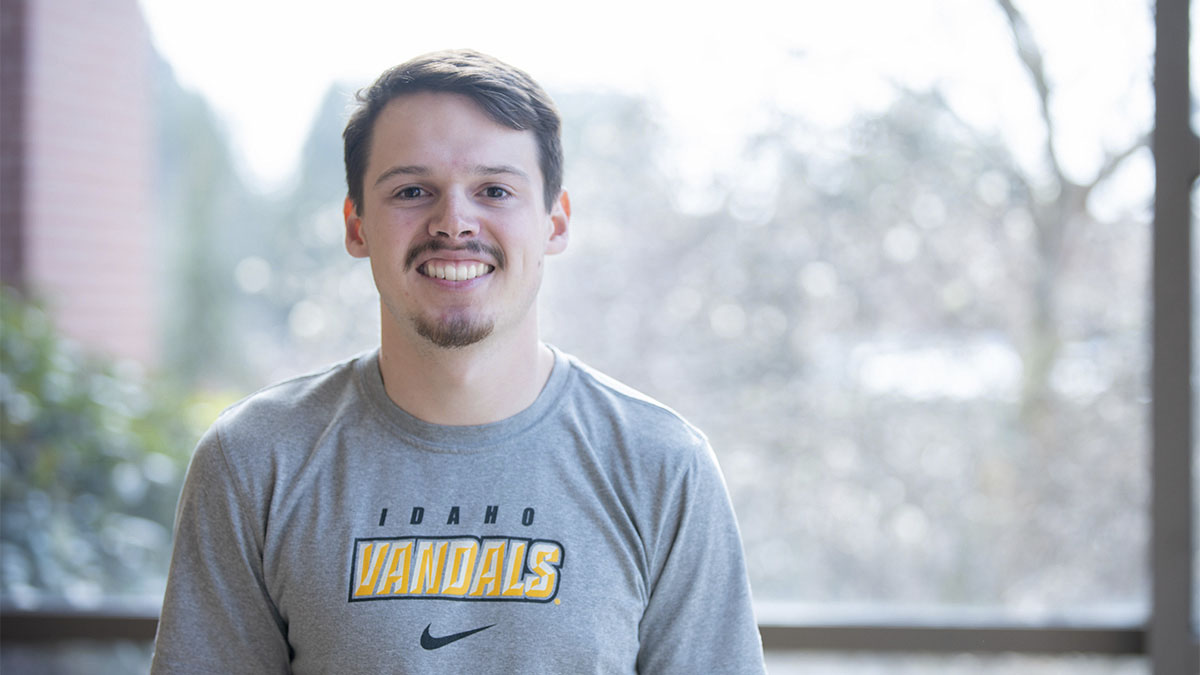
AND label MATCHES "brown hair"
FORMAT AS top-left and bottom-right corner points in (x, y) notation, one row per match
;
(343, 49), (563, 214)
